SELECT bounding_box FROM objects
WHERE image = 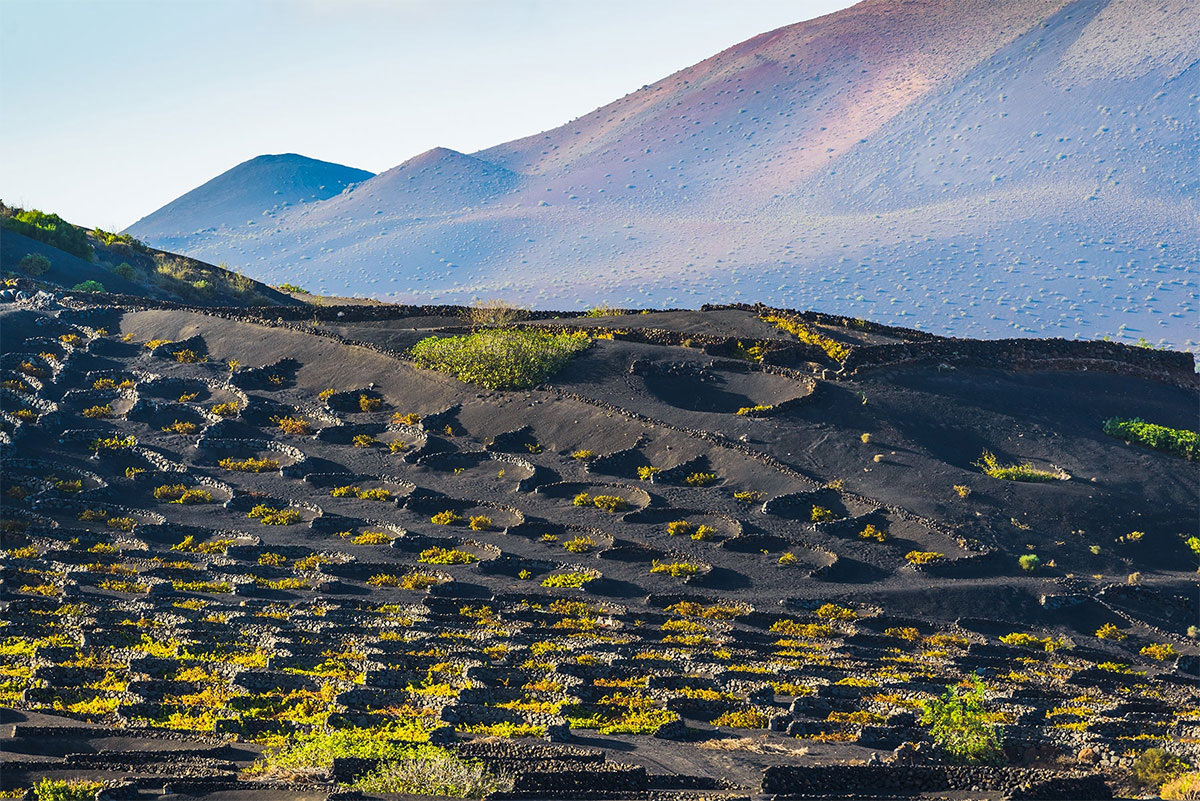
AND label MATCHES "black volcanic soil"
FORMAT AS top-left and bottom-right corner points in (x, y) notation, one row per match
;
(0, 299), (1196, 799)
